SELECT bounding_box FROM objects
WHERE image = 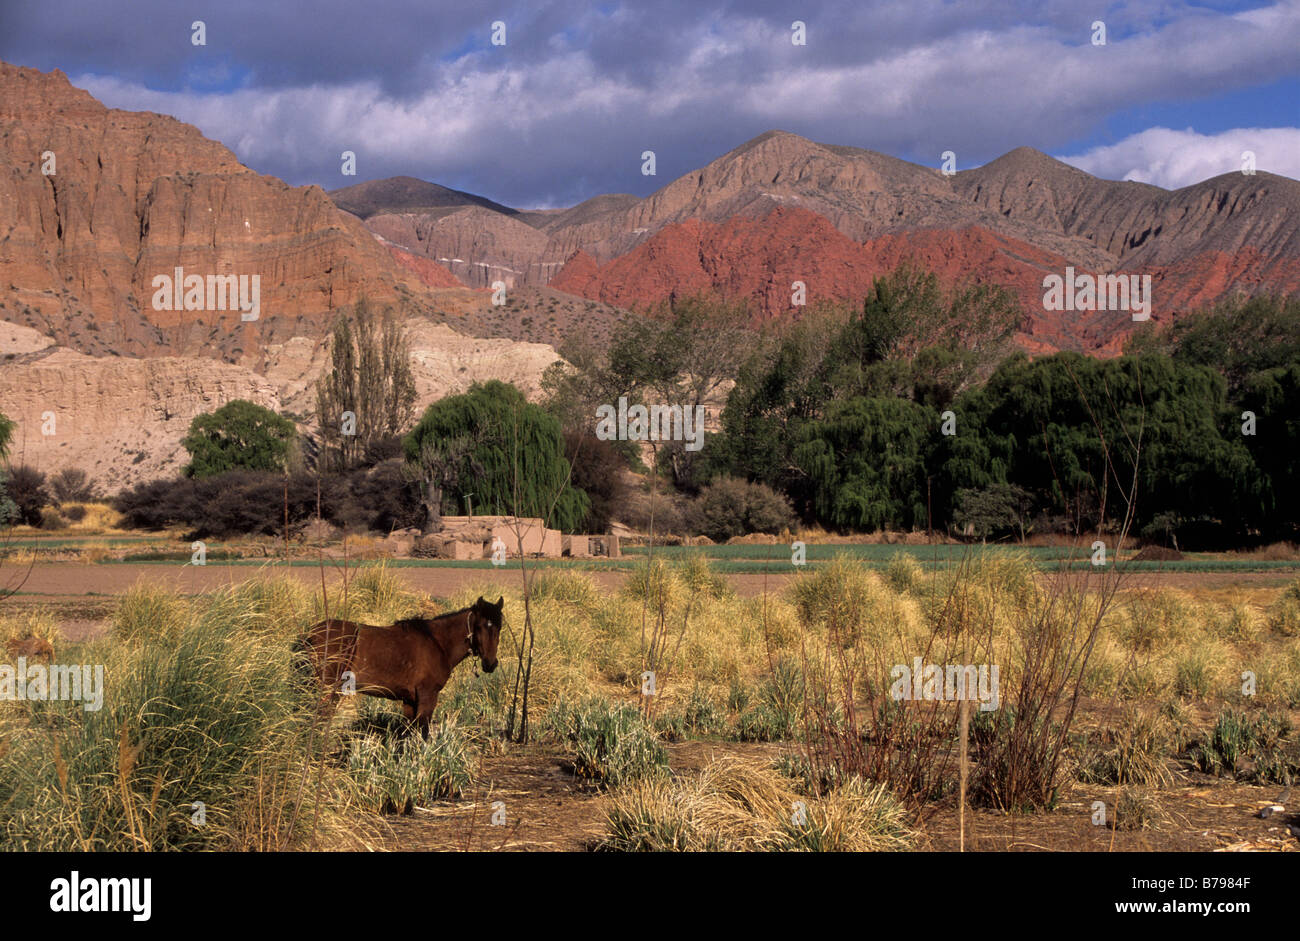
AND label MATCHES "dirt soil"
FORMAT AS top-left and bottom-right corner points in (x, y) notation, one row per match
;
(365, 740), (1296, 853)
